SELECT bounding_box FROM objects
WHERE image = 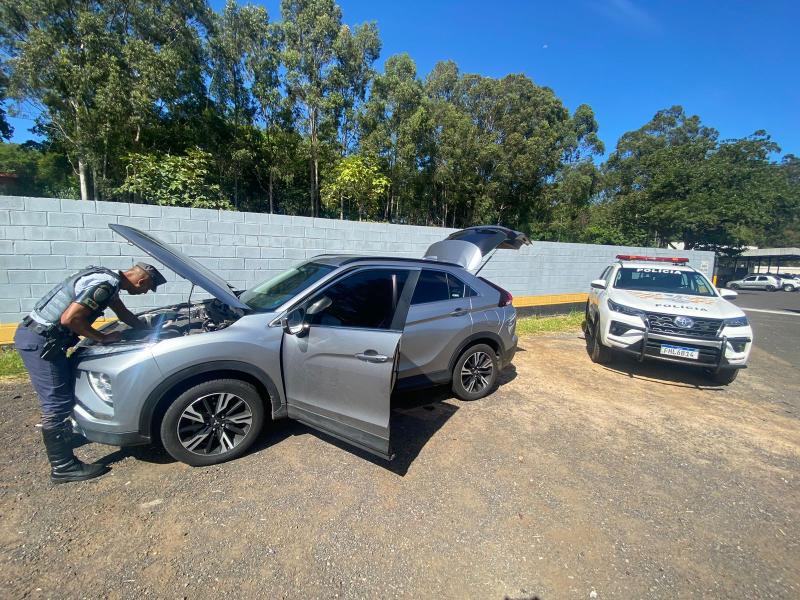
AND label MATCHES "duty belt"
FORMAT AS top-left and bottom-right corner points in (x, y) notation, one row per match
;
(21, 315), (52, 336)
